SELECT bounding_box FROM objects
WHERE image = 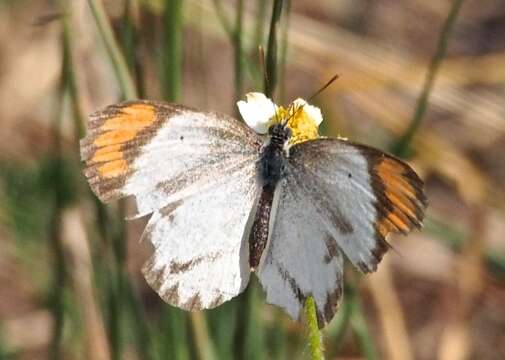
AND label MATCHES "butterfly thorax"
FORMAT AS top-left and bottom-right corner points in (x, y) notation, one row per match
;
(259, 124), (292, 191)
